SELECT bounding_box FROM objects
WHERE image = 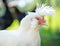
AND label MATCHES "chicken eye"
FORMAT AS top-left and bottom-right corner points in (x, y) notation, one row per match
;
(35, 17), (40, 20)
